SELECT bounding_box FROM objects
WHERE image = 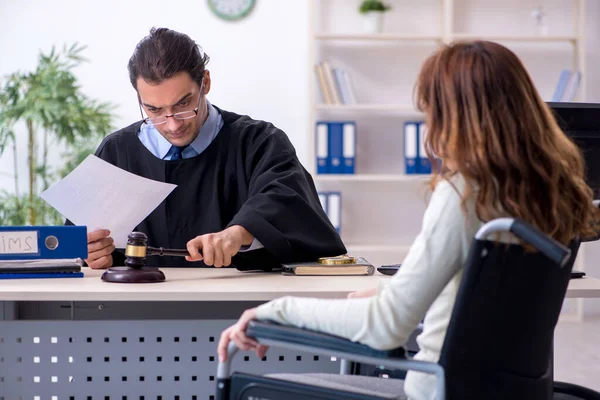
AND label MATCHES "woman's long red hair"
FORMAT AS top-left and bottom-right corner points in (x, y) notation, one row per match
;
(416, 40), (598, 244)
